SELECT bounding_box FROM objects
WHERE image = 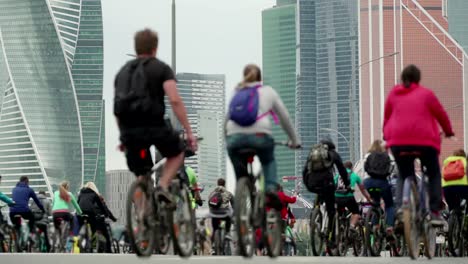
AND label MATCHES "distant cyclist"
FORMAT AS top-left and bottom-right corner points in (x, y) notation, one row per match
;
(362, 142), (395, 236)
(10, 176), (45, 238)
(226, 64), (300, 206)
(185, 165), (203, 209)
(30, 191), (52, 252)
(383, 64), (455, 225)
(52, 181), (82, 233)
(335, 161), (372, 233)
(0, 175), (14, 222)
(114, 28), (197, 202)
(441, 149), (468, 212)
(208, 178), (234, 245)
